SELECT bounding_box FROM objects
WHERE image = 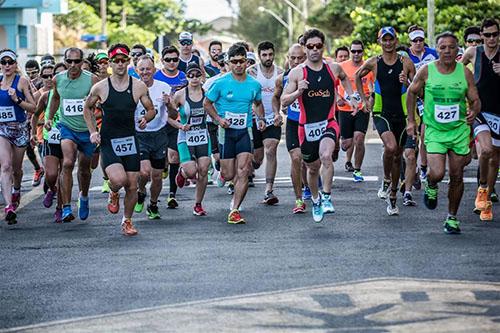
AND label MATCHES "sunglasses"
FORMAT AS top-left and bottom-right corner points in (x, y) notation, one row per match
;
(41, 74), (53, 79)
(130, 52), (144, 57)
(26, 69), (39, 75)
(65, 58), (83, 64)
(230, 58), (246, 65)
(180, 40), (192, 46)
(467, 39), (482, 44)
(305, 43), (323, 50)
(112, 58), (129, 64)
(1, 60), (16, 66)
(163, 57), (179, 63)
(411, 38), (425, 43)
(98, 60), (109, 65)
(350, 49), (363, 54)
(483, 32), (499, 38)
(187, 73), (202, 78)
